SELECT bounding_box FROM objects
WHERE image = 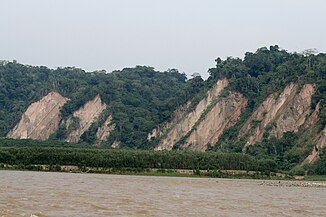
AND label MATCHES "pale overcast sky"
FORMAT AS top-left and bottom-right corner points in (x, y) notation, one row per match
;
(1, 0), (325, 78)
